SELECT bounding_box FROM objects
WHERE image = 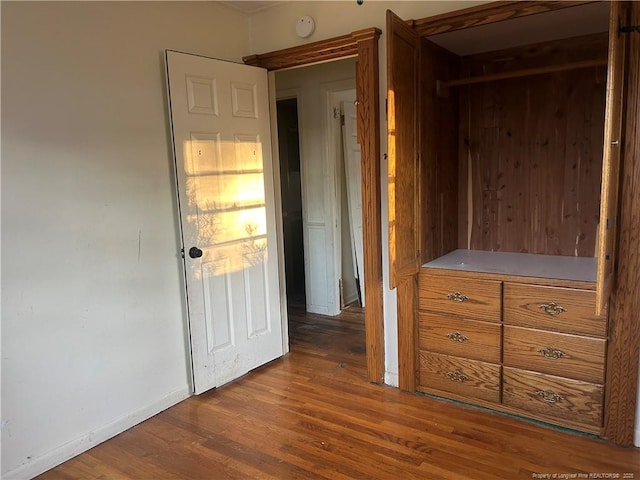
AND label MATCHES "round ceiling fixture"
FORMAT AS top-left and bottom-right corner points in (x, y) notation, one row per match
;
(296, 16), (315, 38)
